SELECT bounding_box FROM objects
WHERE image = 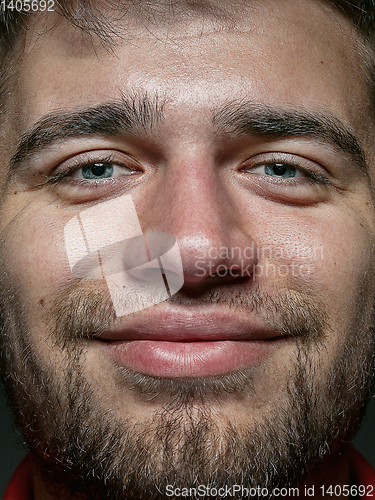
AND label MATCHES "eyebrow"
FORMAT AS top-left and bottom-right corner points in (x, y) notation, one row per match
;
(213, 101), (368, 170)
(10, 97), (367, 174)
(9, 92), (166, 171)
